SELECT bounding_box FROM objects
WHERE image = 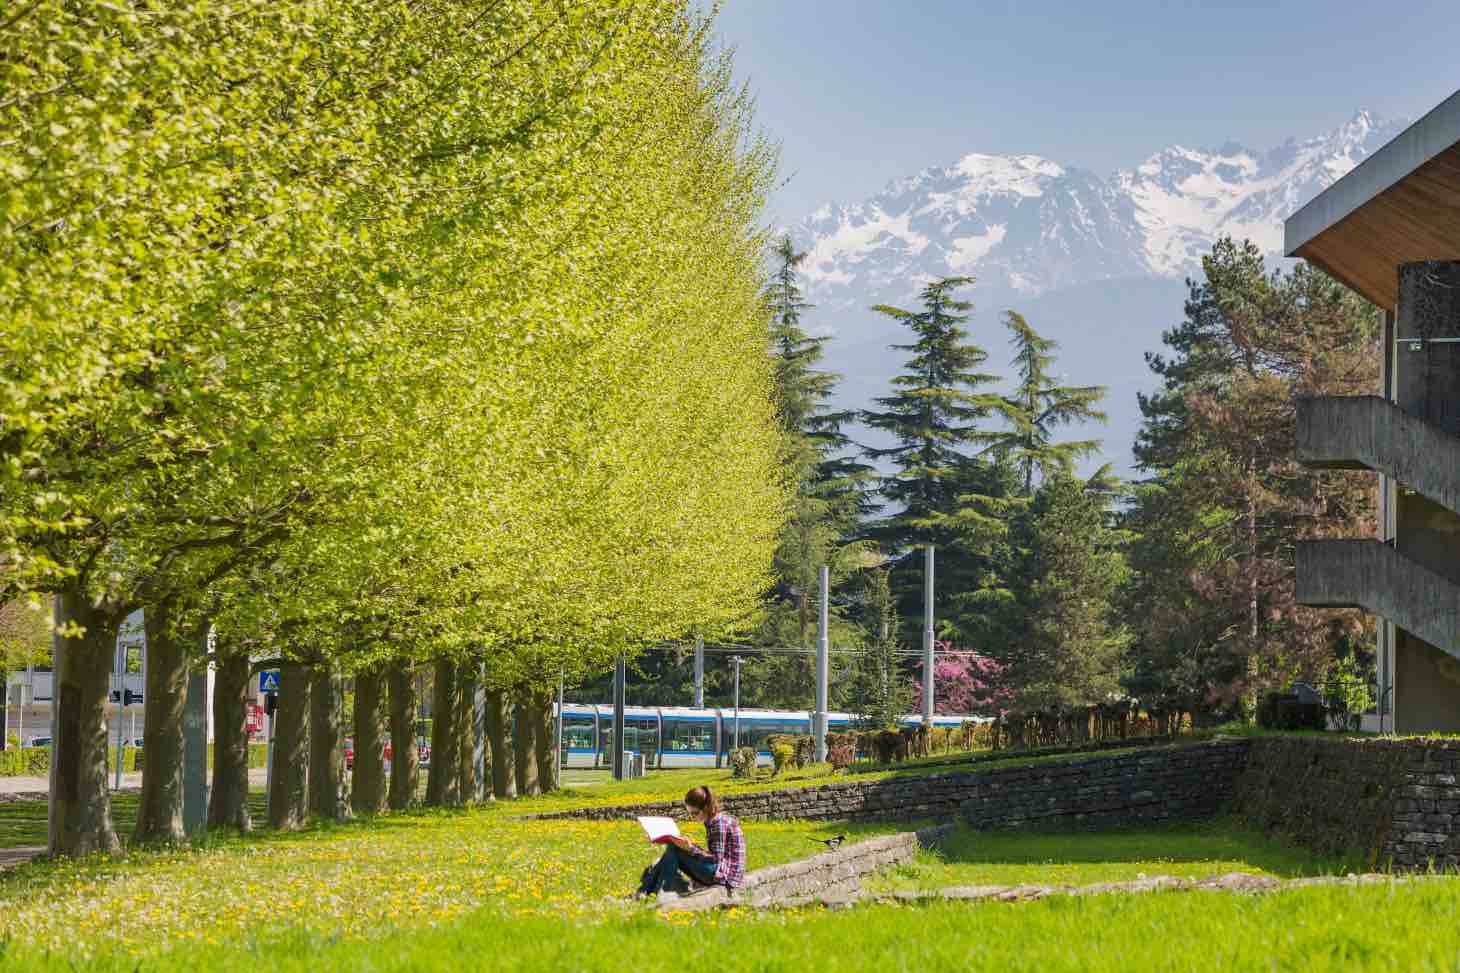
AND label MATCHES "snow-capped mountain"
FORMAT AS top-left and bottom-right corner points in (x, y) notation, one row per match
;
(788, 112), (1406, 478)
(793, 111), (1403, 308)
